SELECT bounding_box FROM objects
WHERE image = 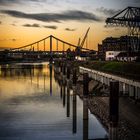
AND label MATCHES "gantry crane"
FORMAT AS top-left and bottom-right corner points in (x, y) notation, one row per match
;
(106, 7), (140, 51)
